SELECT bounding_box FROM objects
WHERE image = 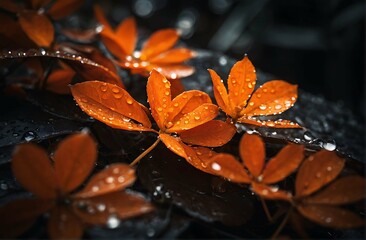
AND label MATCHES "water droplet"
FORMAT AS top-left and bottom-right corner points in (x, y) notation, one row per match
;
(112, 87), (120, 93)
(164, 91), (170, 96)
(92, 186), (100, 192)
(105, 177), (114, 183)
(126, 99), (133, 105)
(146, 228), (155, 237)
(100, 84), (108, 92)
(249, 102), (254, 106)
(0, 182), (8, 190)
(170, 73), (177, 79)
(326, 166), (332, 171)
(107, 215), (120, 229)
(157, 107), (163, 112)
(117, 176), (125, 183)
(274, 104), (282, 110)
(166, 121), (174, 128)
(96, 204), (106, 212)
(211, 162), (221, 171)
(194, 116), (200, 120)
(12, 133), (19, 137)
(303, 131), (315, 141)
(322, 140), (336, 151)
(259, 104), (267, 110)
(22, 131), (37, 142)
(257, 175), (263, 182)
